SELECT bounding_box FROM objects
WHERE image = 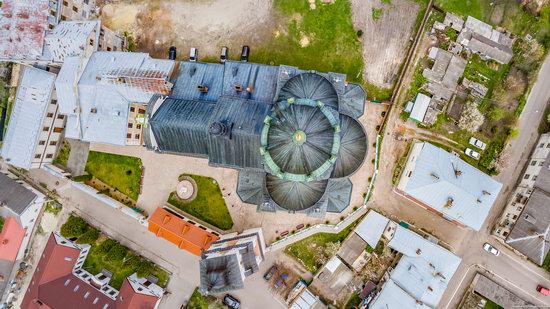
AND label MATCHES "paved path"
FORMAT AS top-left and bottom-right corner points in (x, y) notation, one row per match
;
(24, 168), (284, 309)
